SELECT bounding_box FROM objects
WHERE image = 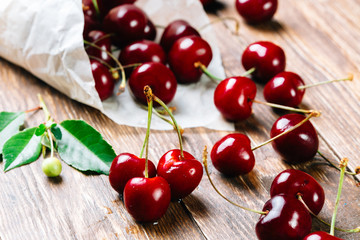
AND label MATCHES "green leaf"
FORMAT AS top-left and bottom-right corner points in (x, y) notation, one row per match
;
(35, 123), (46, 136)
(54, 120), (116, 175)
(0, 111), (26, 154)
(3, 127), (42, 171)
